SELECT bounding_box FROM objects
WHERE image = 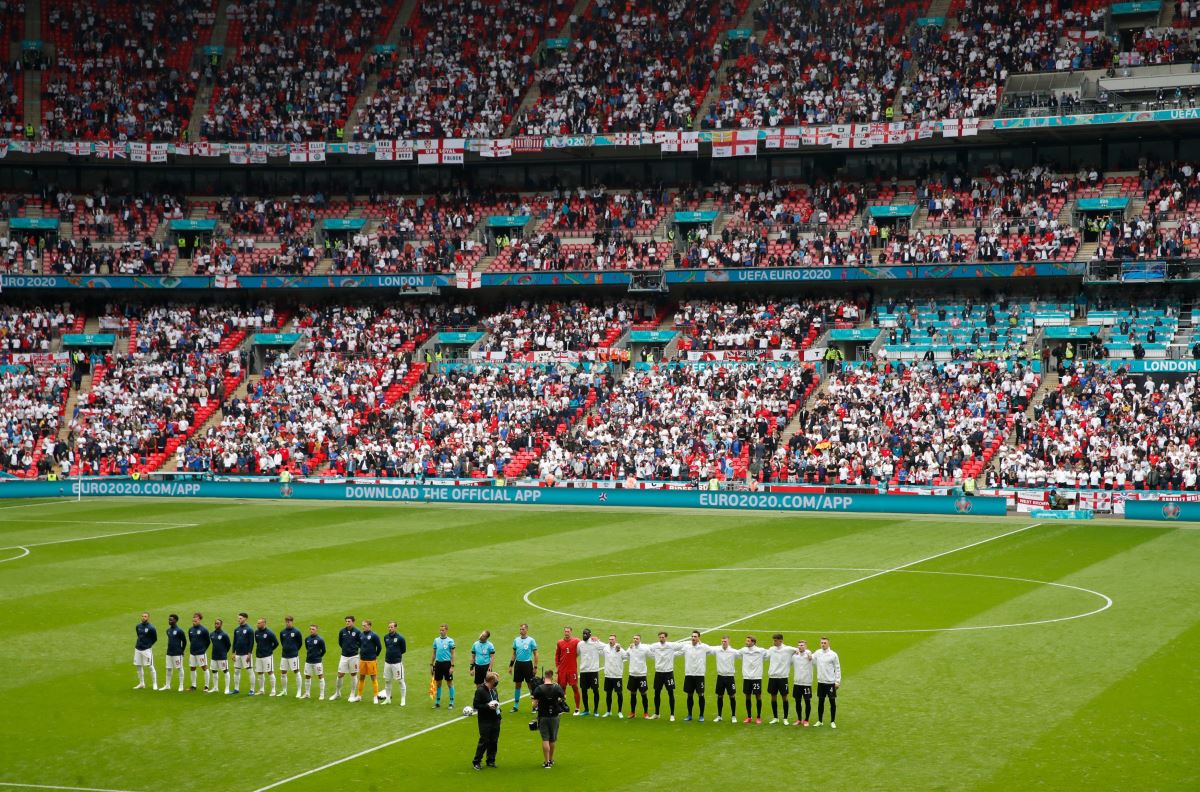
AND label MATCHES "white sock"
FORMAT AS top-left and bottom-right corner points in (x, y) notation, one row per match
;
(280, 676), (287, 695)
(204, 669), (211, 688)
(385, 680), (392, 698)
(295, 672), (303, 693)
(224, 672), (231, 693)
(164, 667), (172, 688)
(304, 677), (311, 696)
(270, 674), (277, 695)
(319, 677), (326, 697)
(334, 677), (342, 695)
(249, 672), (256, 693)
(137, 667), (145, 685)
(149, 666), (158, 688)
(400, 681), (407, 704)
(190, 669), (197, 687)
